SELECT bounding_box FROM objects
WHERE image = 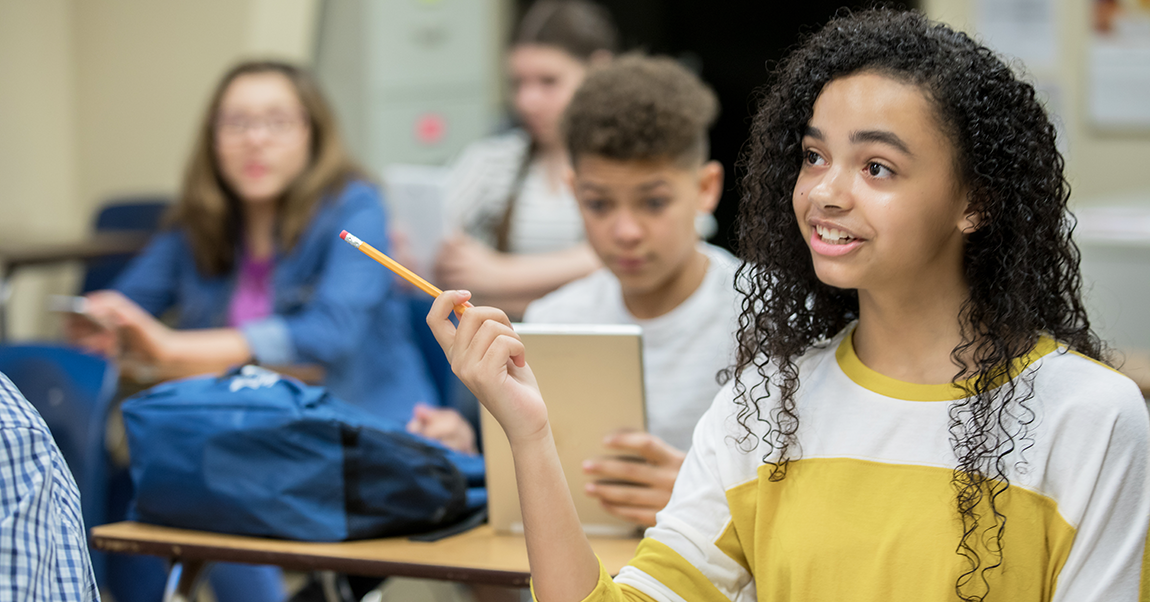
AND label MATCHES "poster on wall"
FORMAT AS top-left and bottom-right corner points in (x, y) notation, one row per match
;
(1089, 0), (1150, 129)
